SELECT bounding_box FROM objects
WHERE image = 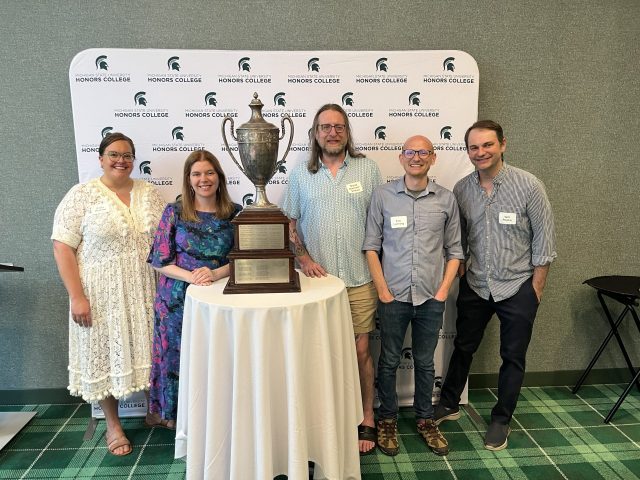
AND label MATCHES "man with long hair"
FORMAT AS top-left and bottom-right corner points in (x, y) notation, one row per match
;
(282, 104), (382, 455)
